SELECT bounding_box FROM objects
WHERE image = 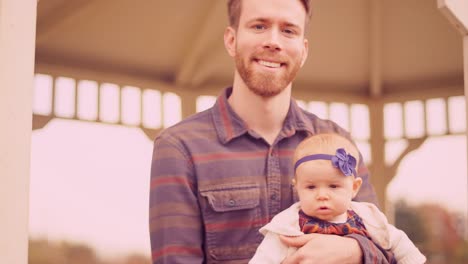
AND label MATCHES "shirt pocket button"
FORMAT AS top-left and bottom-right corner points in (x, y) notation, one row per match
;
(226, 199), (236, 207)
